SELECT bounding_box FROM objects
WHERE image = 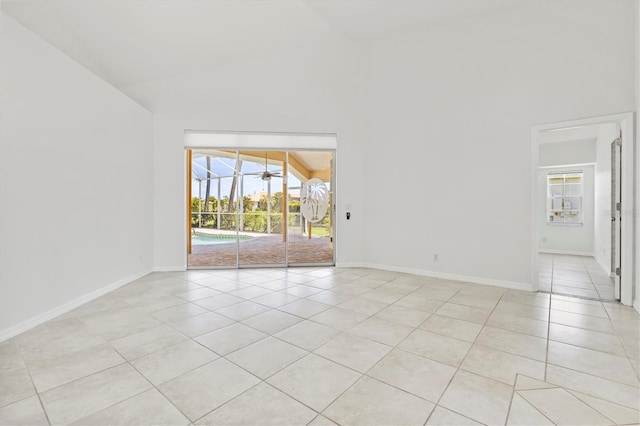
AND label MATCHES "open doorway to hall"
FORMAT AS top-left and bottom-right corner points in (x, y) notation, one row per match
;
(539, 254), (615, 300)
(537, 160), (614, 299)
(532, 113), (634, 305)
(186, 146), (335, 269)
